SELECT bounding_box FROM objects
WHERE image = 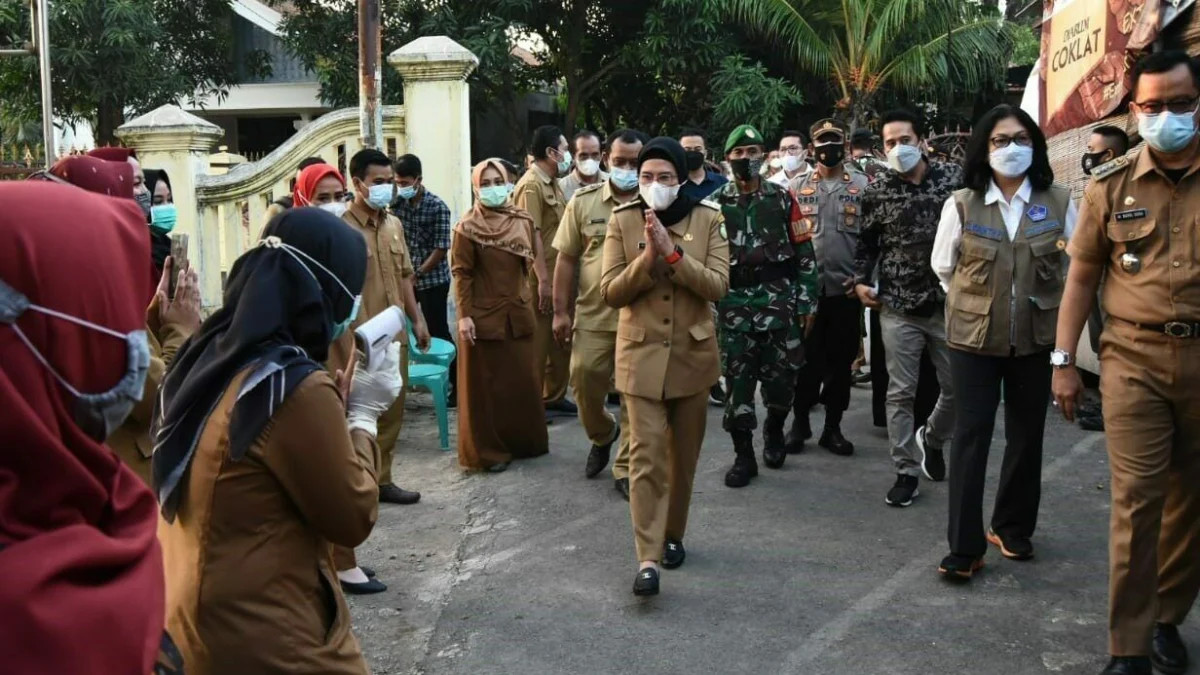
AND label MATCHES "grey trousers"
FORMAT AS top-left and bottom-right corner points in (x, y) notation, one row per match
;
(879, 306), (955, 477)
